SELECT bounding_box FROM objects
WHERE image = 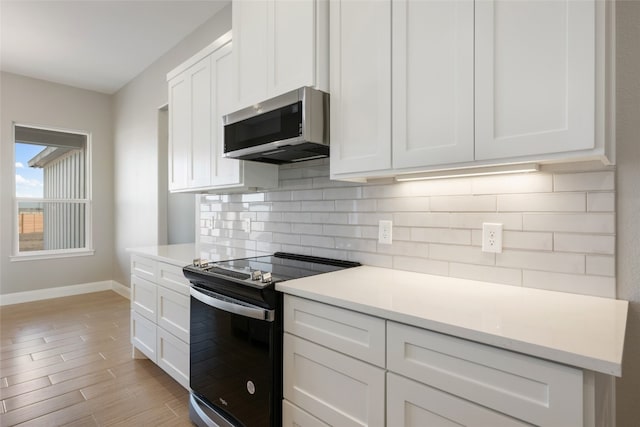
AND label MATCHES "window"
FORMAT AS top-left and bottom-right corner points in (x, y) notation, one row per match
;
(13, 124), (92, 259)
